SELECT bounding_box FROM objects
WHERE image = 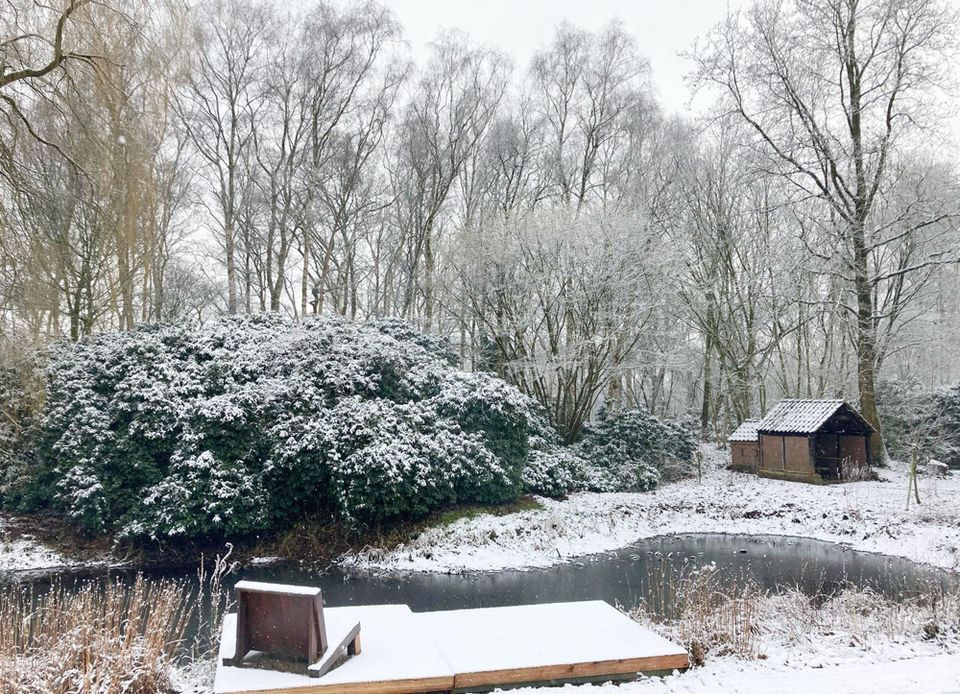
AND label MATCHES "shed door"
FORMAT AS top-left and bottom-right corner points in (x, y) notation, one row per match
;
(839, 435), (867, 469)
(761, 435), (784, 470)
